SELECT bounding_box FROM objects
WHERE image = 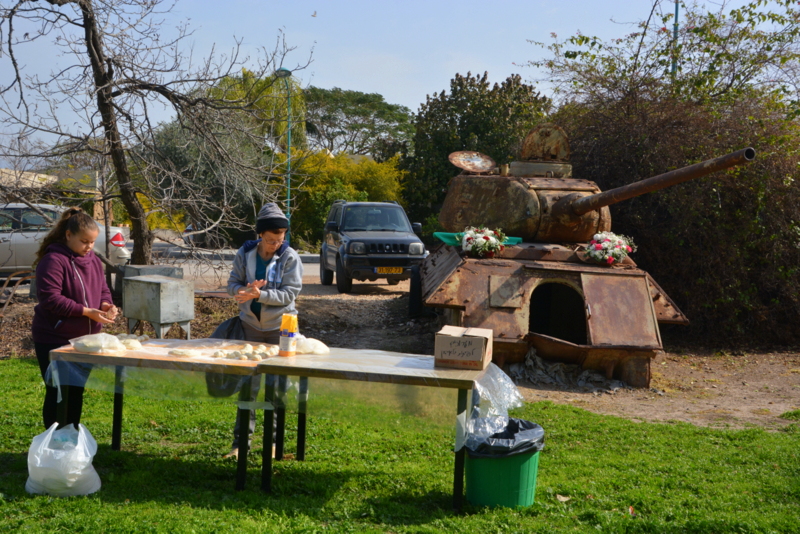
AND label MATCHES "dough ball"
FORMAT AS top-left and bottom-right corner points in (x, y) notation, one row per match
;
(168, 348), (201, 358)
(120, 338), (142, 350)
